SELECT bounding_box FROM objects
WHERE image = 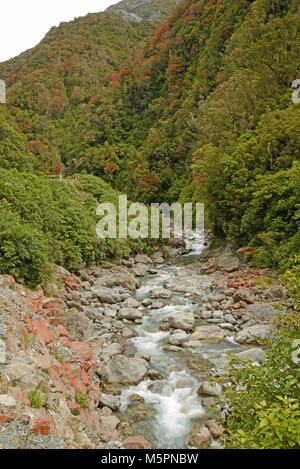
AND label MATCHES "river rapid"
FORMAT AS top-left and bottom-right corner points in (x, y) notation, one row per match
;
(117, 232), (241, 449)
